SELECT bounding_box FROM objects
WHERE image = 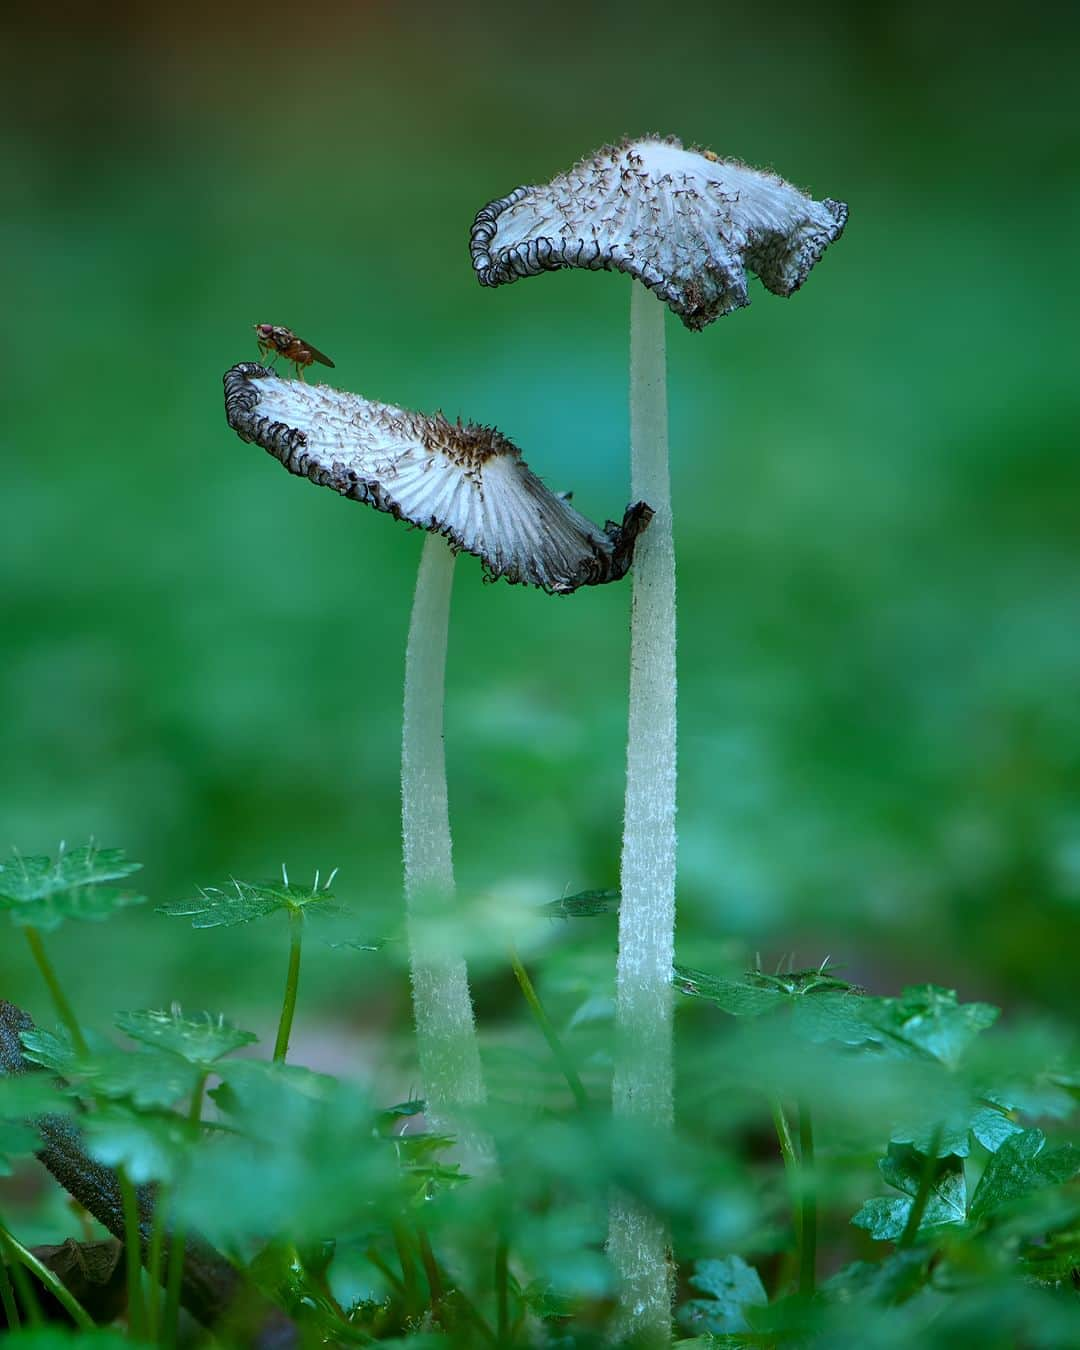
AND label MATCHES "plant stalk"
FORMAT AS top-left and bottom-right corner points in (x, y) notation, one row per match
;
(392, 1222), (420, 1320)
(273, 908), (304, 1063)
(163, 1071), (206, 1348)
(401, 534), (487, 1144)
(4, 1250), (42, 1326)
(770, 1099), (803, 1247)
(899, 1125), (945, 1248)
(364, 1246), (406, 1297)
(416, 1227), (443, 1309)
(0, 1217), (96, 1330)
(23, 928), (87, 1055)
(798, 1103), (817, 1297)
(508, 944), (588, 1111)
(609, 281), (676, 1344)
(0, 1239), (19, 1329)
(118, 1167), (147, 1337)
(146, 1184), (169, 1340)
